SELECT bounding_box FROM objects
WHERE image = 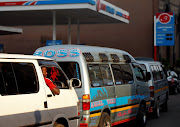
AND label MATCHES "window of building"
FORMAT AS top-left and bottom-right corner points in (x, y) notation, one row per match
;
(100, 64), (114, 86)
